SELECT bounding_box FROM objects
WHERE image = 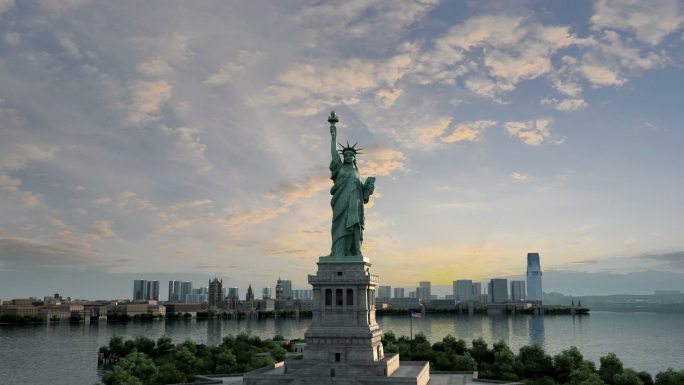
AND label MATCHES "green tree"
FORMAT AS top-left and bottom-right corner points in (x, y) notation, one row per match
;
(155, 336), (174, 356)
(554, 346), (586, 383)
(214, 350), (237, 373)
(452, 353), (477, 371)
(114, 351), (159, 384)
(490, 344), (518, 381)
(636, 371), (653, 385)
(516, 344), (554, 379)
(599, 353), (624, 385)
(382, 331), (397, 345)
(154, 362), (187, 384)
(655, 368), (684, 385)
(107, 336), (128, 357)
(102, 366), (143, 385)
(568, 368), (605, 385)
(613, 369), (644, 385)
(469, 337), (493, 367)
(173, 346), (198, 375)
(132, 336), (156, 356)
(271, 346), (287, 362)
(442, 335), (467, 355)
